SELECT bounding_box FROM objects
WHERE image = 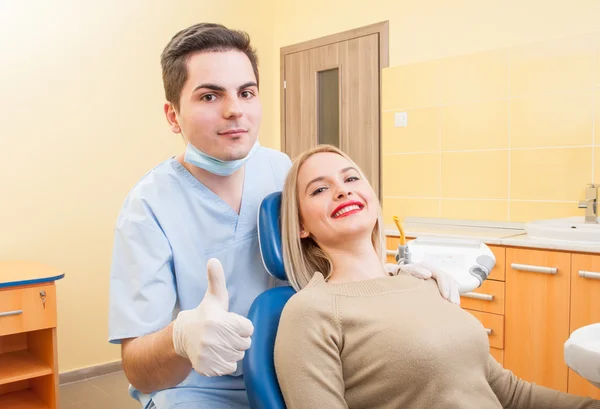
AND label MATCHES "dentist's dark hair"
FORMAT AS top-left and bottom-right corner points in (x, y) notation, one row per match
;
(160, 23), (259, 111)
